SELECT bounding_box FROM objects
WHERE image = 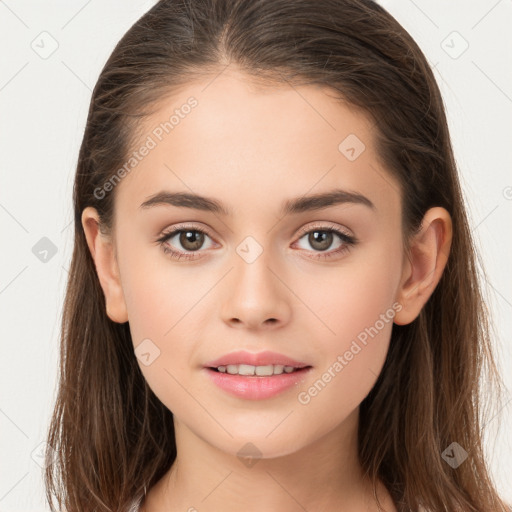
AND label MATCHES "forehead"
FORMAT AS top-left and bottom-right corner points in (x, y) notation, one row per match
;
(113, 69), (400, 221)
